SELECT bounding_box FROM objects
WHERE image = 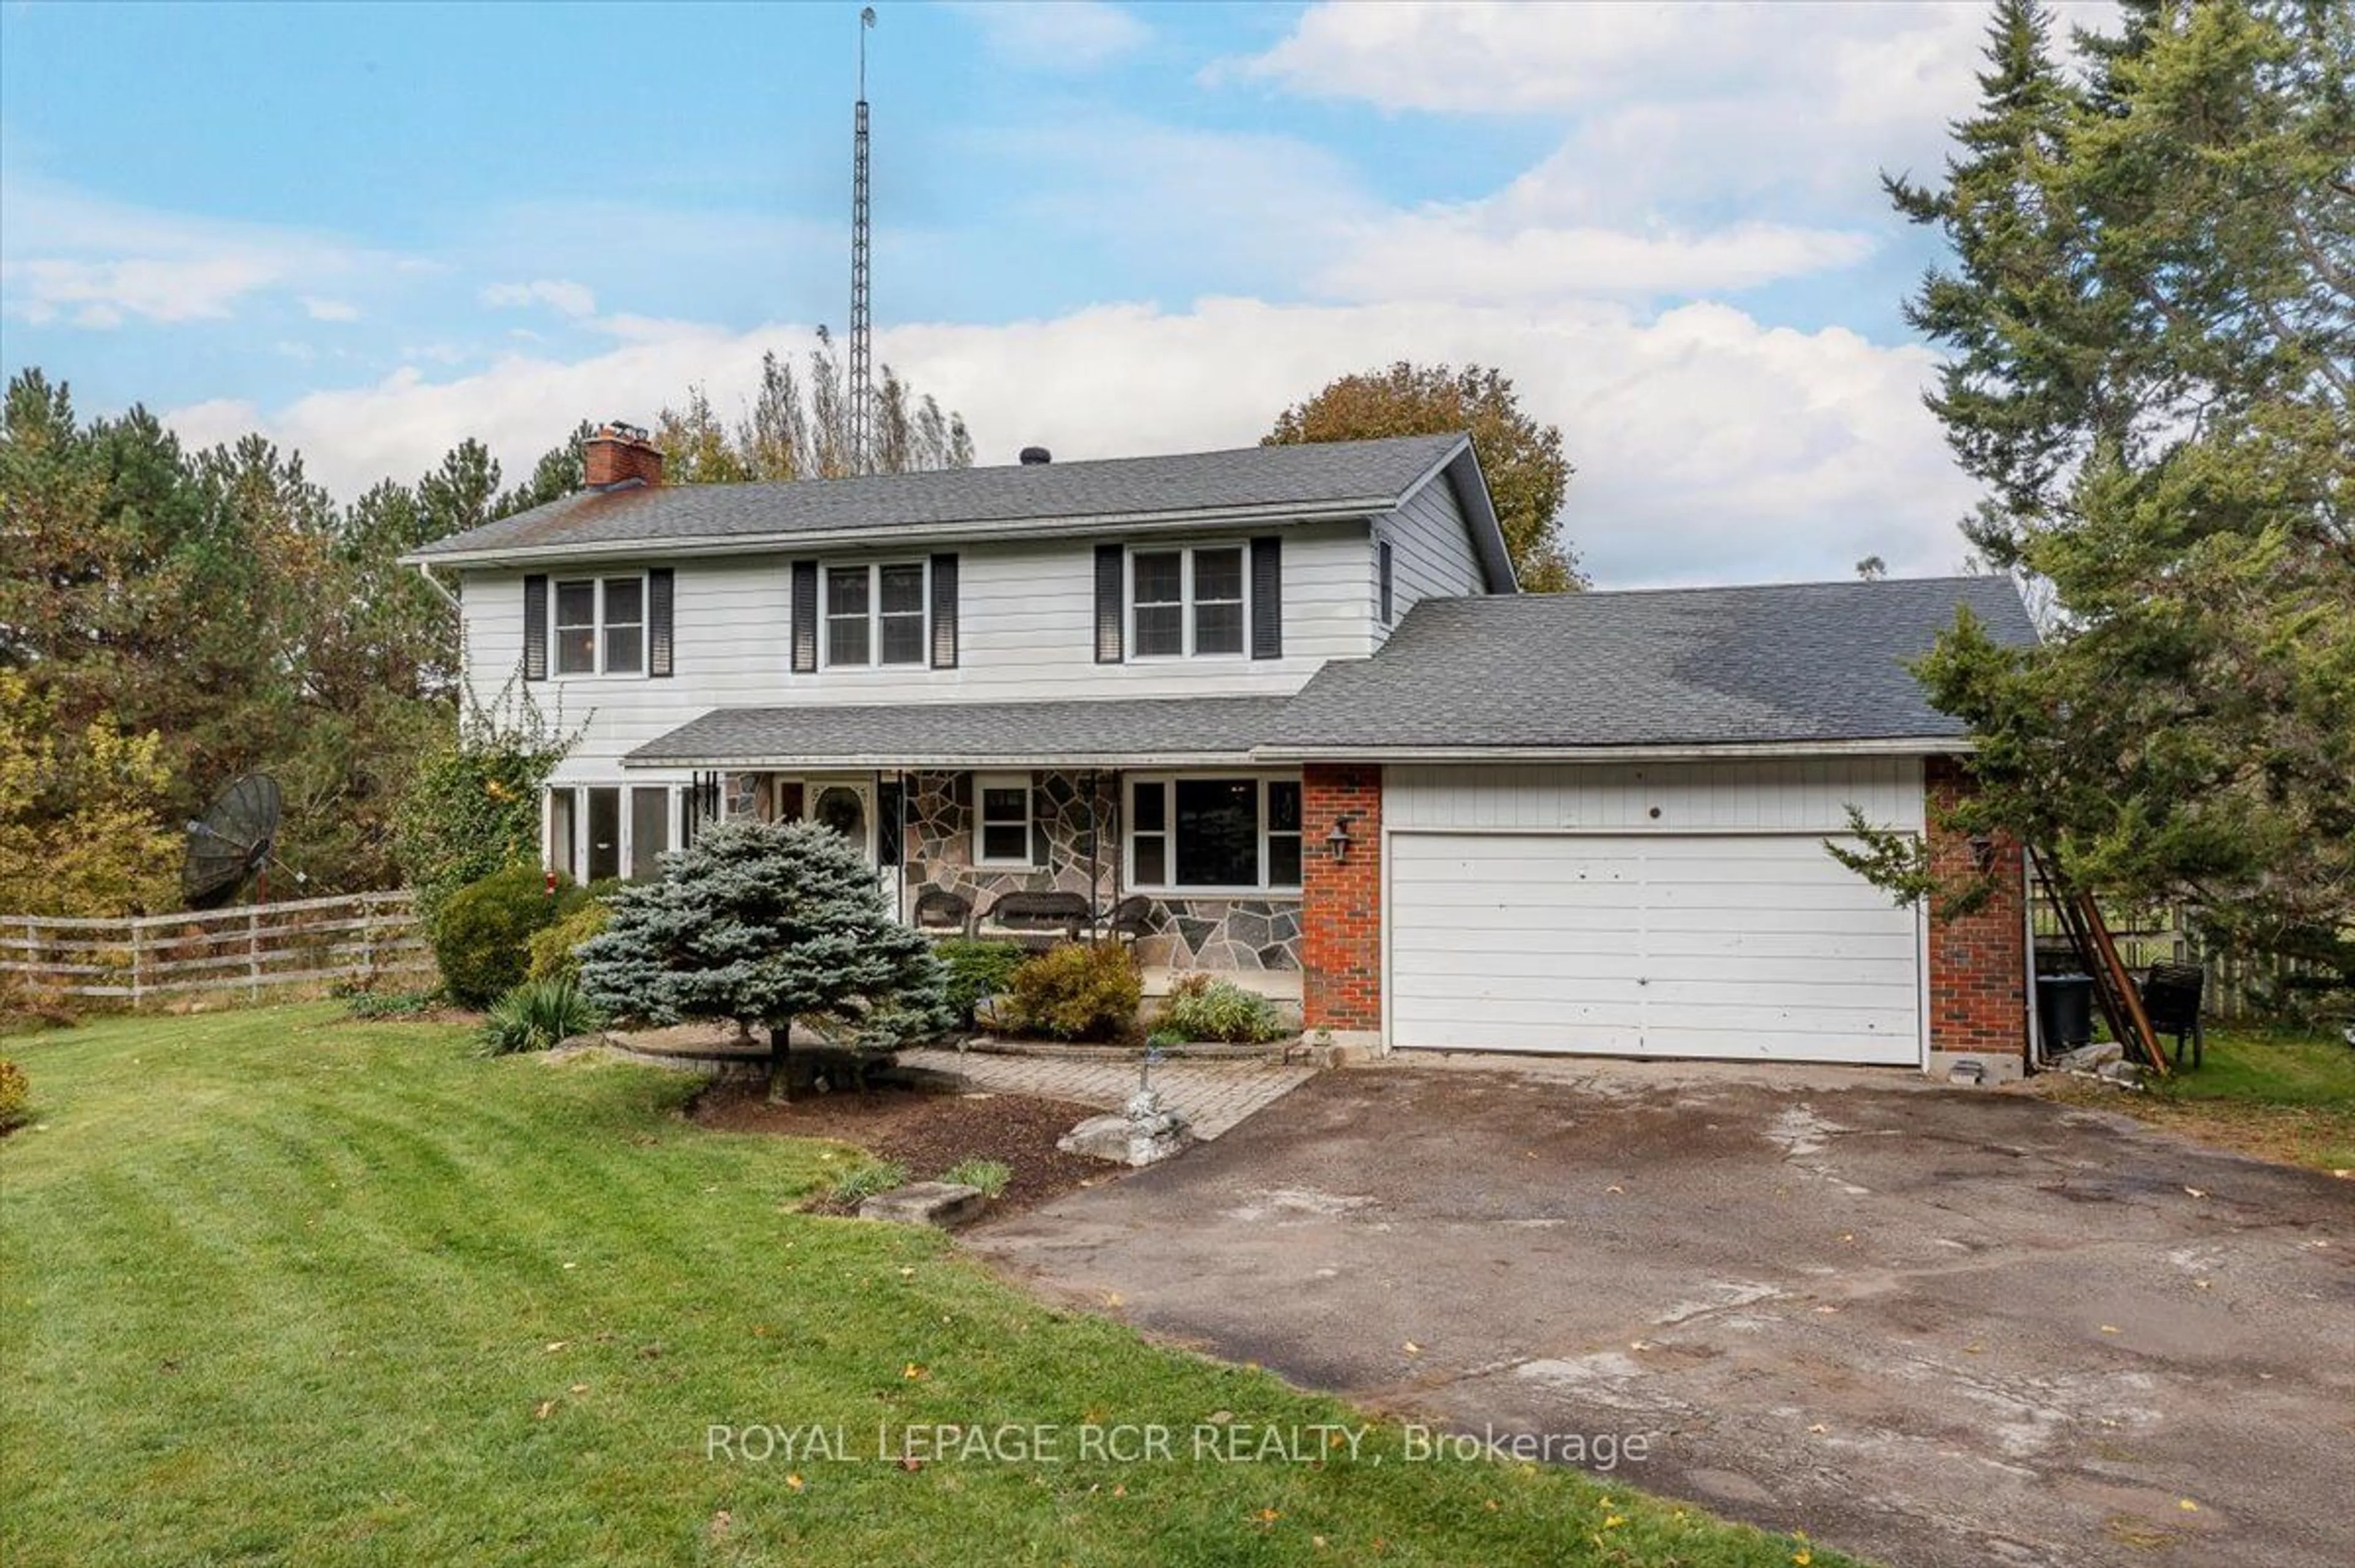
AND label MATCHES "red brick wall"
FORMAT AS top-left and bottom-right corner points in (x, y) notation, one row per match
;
(1924, 756), (2028, 1059)
(1301, 762), (1382, 1032)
